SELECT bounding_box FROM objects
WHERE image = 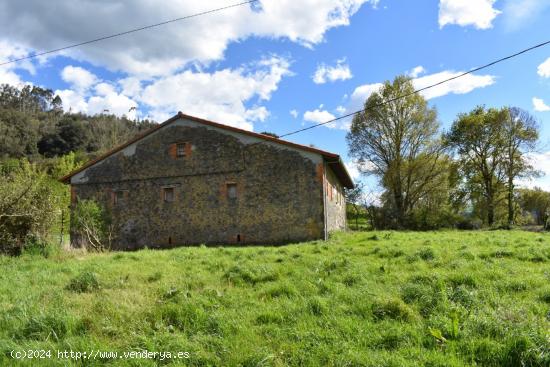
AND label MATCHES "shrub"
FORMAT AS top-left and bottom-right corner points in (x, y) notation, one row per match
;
(417, 248), (436, 261)
(66, 271), (100, 293)
(0, 160), (60, 256)
(72, 199), (113, 251)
